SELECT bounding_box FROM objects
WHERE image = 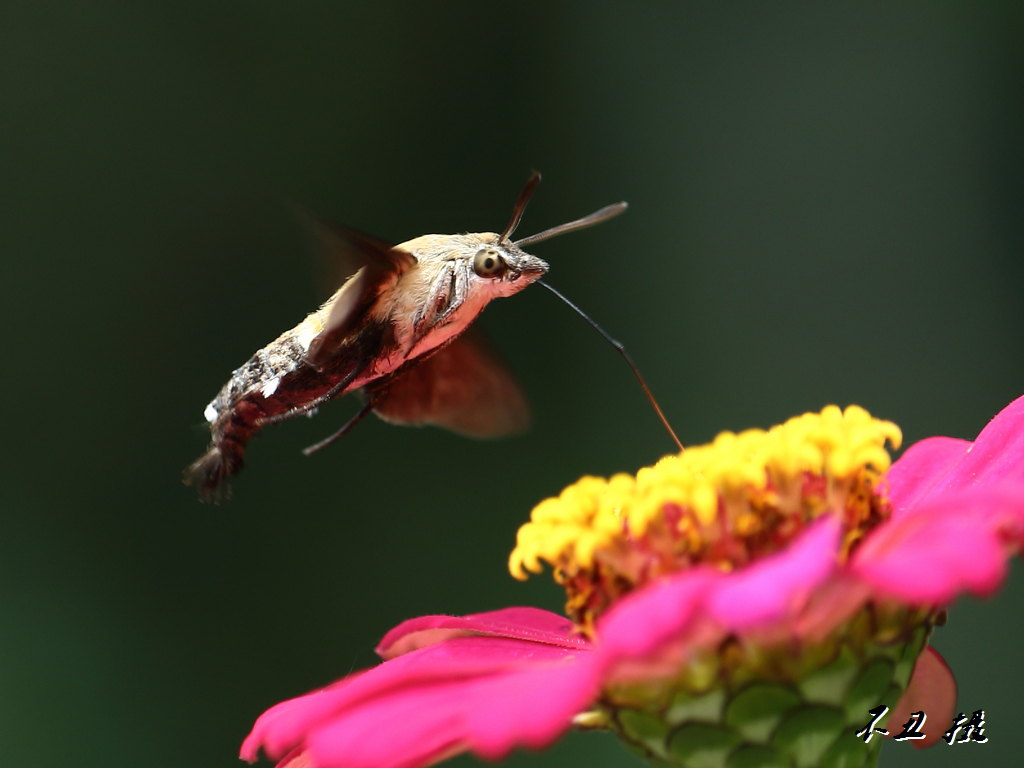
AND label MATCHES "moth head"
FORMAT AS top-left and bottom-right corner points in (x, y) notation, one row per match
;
(482, 170), (627, 296)
(396, 172), (625, 332)
(465, 235), (548, 298)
